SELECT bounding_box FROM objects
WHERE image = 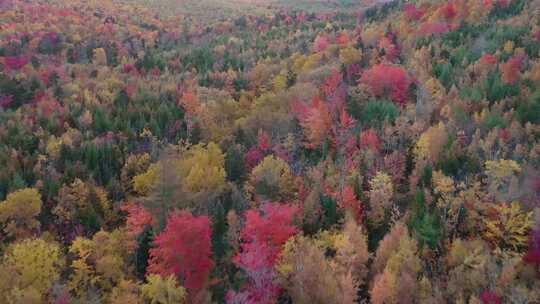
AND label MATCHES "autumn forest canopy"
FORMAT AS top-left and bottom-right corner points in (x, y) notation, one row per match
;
(0, 0), (540, 303)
